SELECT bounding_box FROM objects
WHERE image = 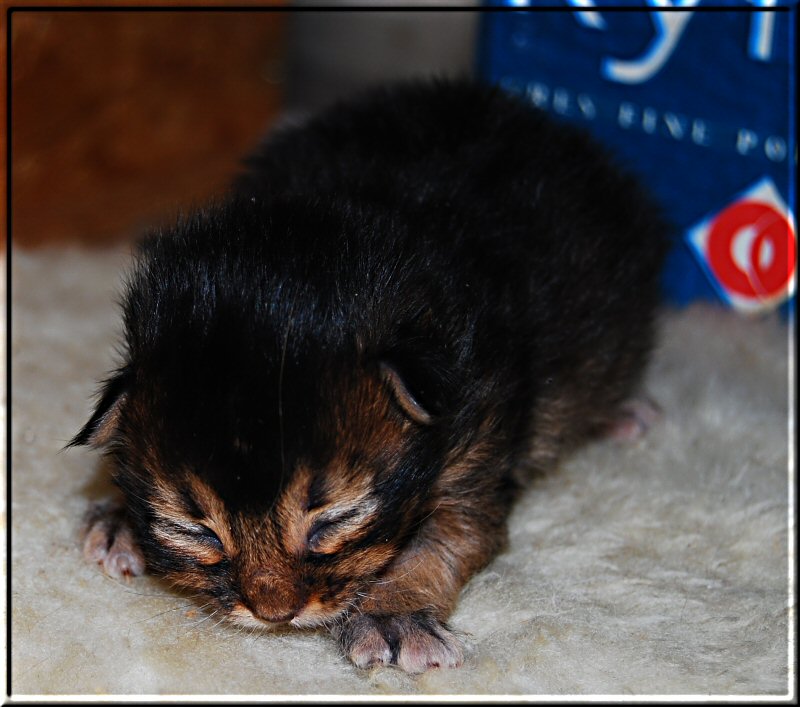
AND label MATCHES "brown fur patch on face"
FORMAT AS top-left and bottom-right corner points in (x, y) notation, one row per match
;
(274, 464), (314, 556)
(331, 370), (412, 460)
(123, 367), (420, 625)
(289, 540), (399, 626)
(275, 463), (381, 557)
(275, 371), (408, 559)
(183, 474), (237, 555)
(150, 524), (223, 566)
(143, 463), (237, 567)
(231, 371), (417, 624)
(305, 497), (379, 555)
